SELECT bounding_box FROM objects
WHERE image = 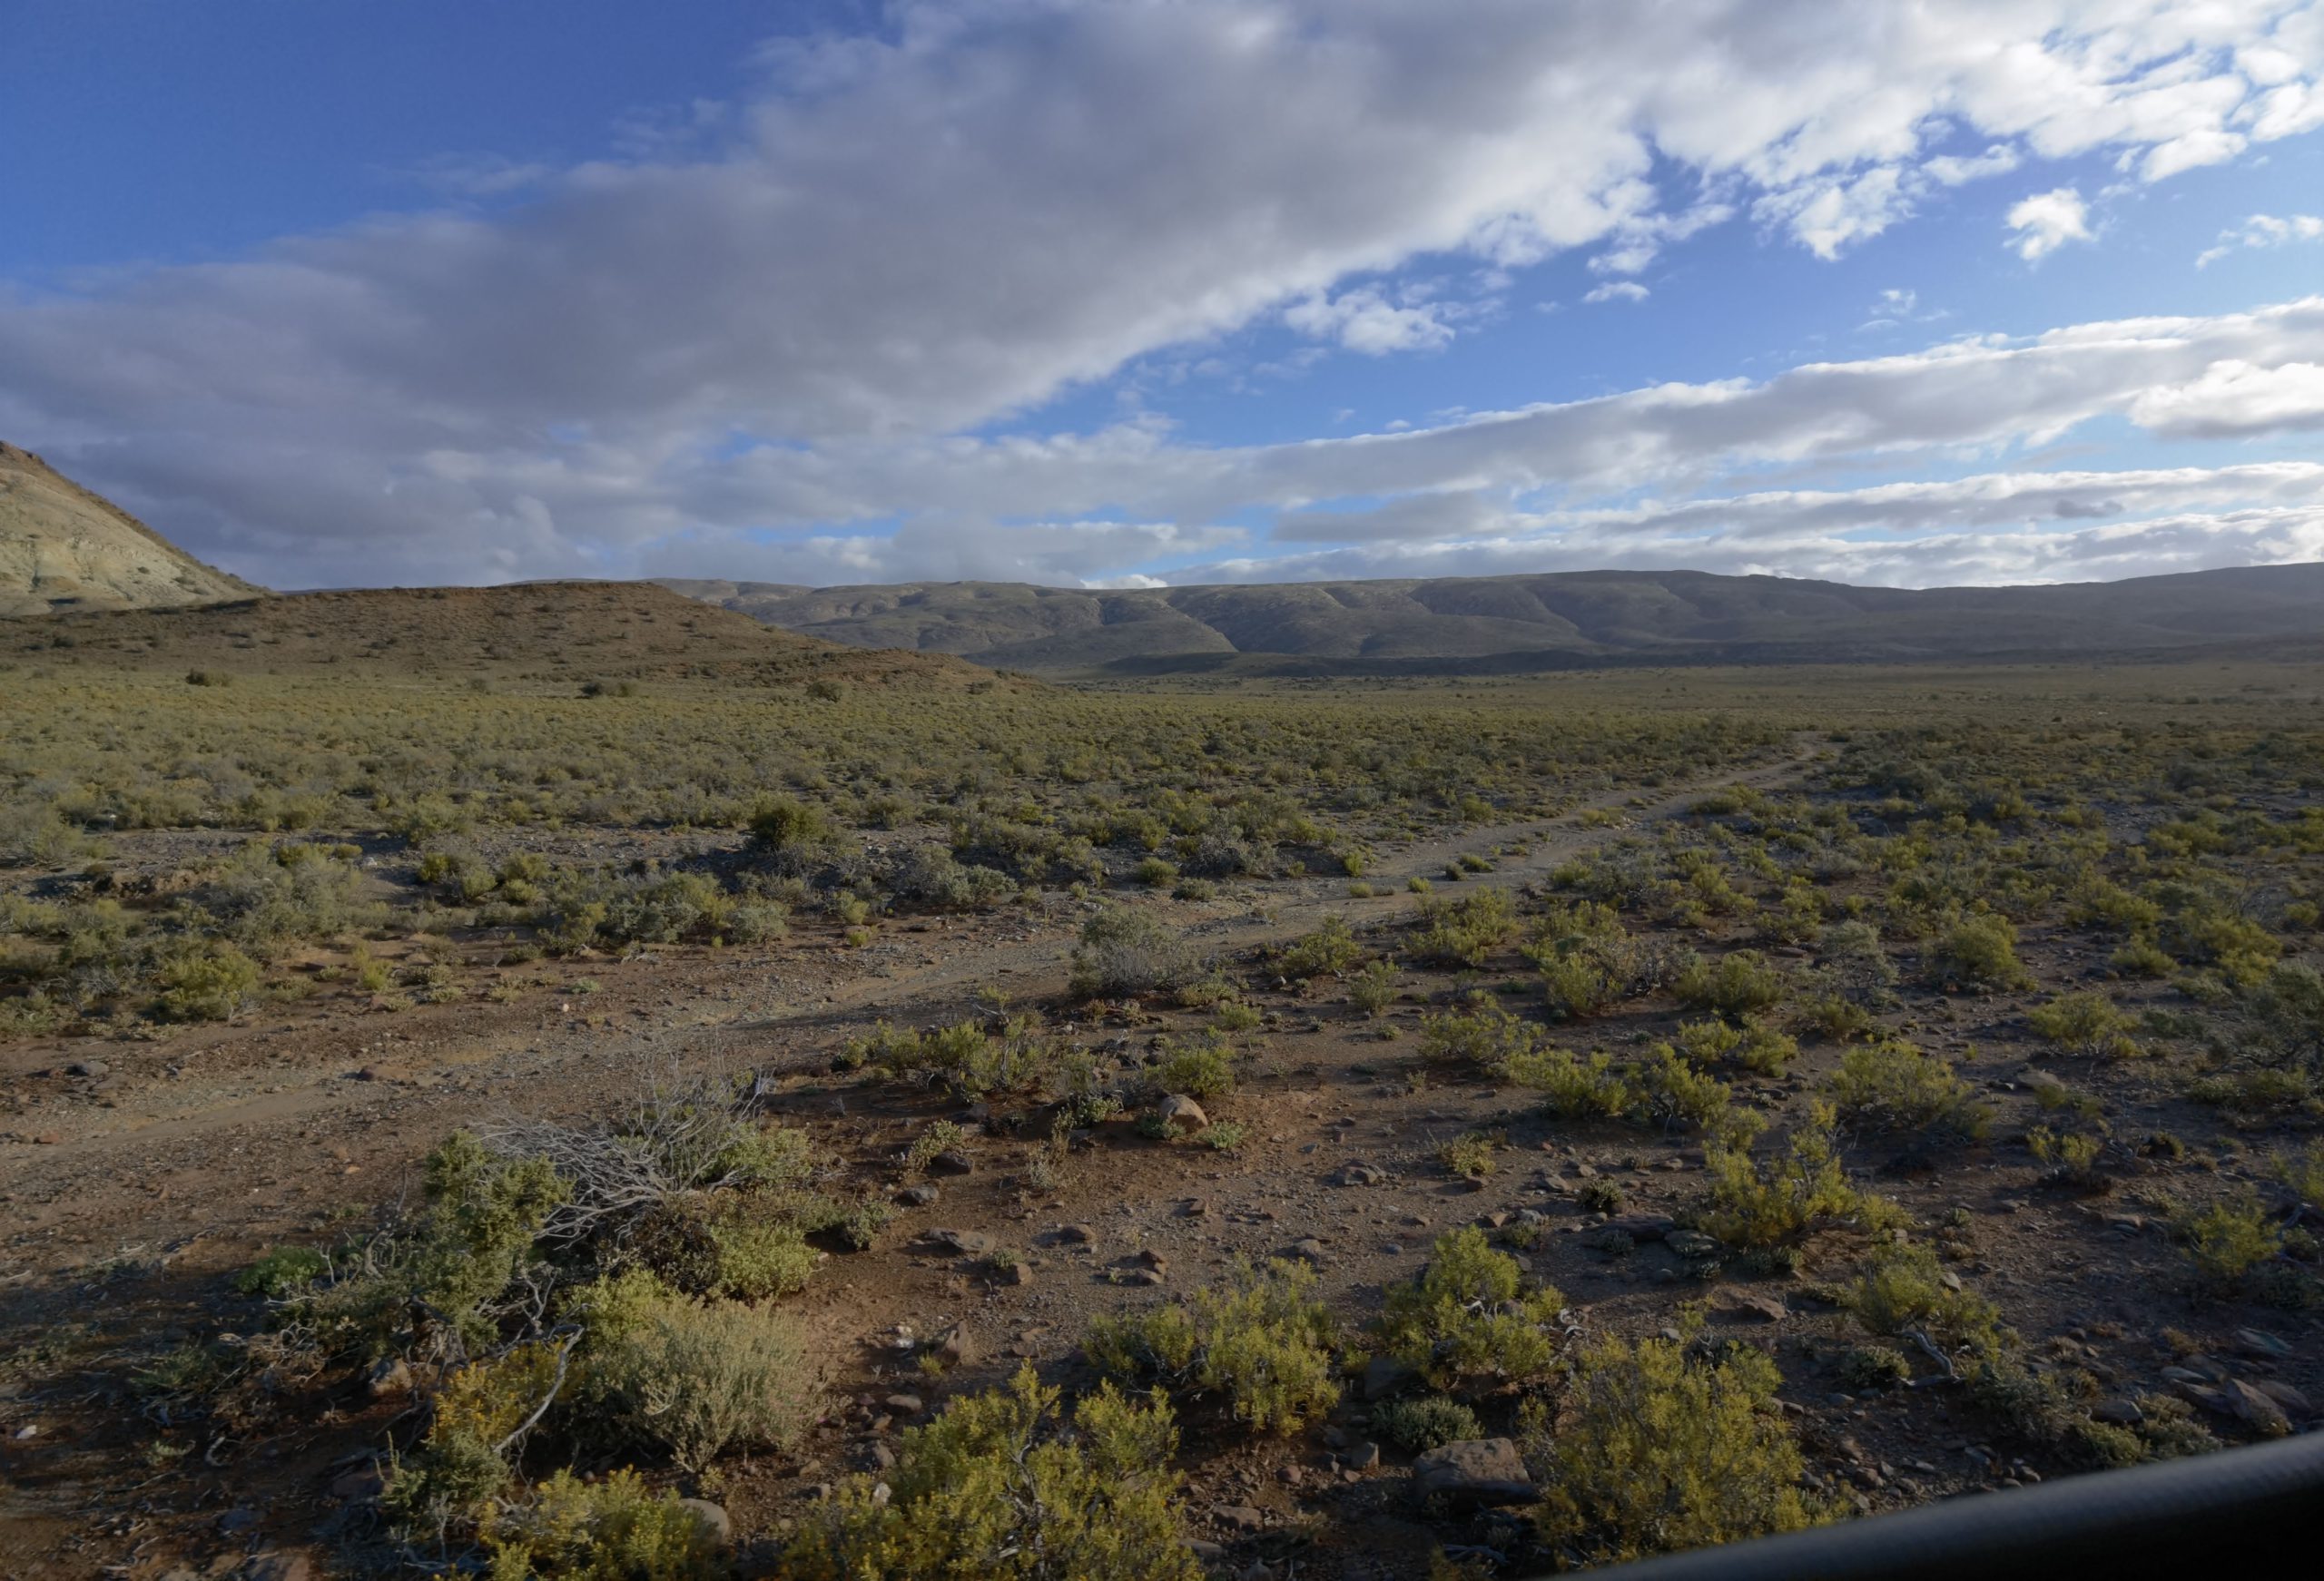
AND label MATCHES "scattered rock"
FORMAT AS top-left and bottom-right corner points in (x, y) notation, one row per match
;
(864, 1441), (897, 1471)
(1285, 1237), (1329, 1264)
(896, 1183), (940, 1207)
(928, 1151), (976, 1176)
(1158, 1095), (1209, 1133)
(922, 1228), (998, 1257)
(1344, 1440), (1382, 1470)
(2091, 1397), (2144, 1427)
(64, 1059), (108, 1078)
(1178, 1198), (1209, 1218)
(2178, 1379), (2292, 1437)
(1214, 1505), (1265, 1532)
(1412, 1439), (1537, 1508)
(367, 1356), (412, 1398)
(1713, 1286), (1788, 1323)
(1600, 1213), (1676, 1241)
(2251, 1379), (2313, 1420)
(1056, 1223), (1098, 1247)
(1363, 1356), (1415, 1400)
(1332, 1163), (1388, 1187)
(241, 1551), (311, 1581)
(931, 1322), (974, 1364)
(884, 1393), (925, 1416)
(677, 1499), (733, 1547)
(2233, 1328), (2294, 1360)
(1000, 1261), (1034, 1285)
(1666, 1230), (1719, 1259)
